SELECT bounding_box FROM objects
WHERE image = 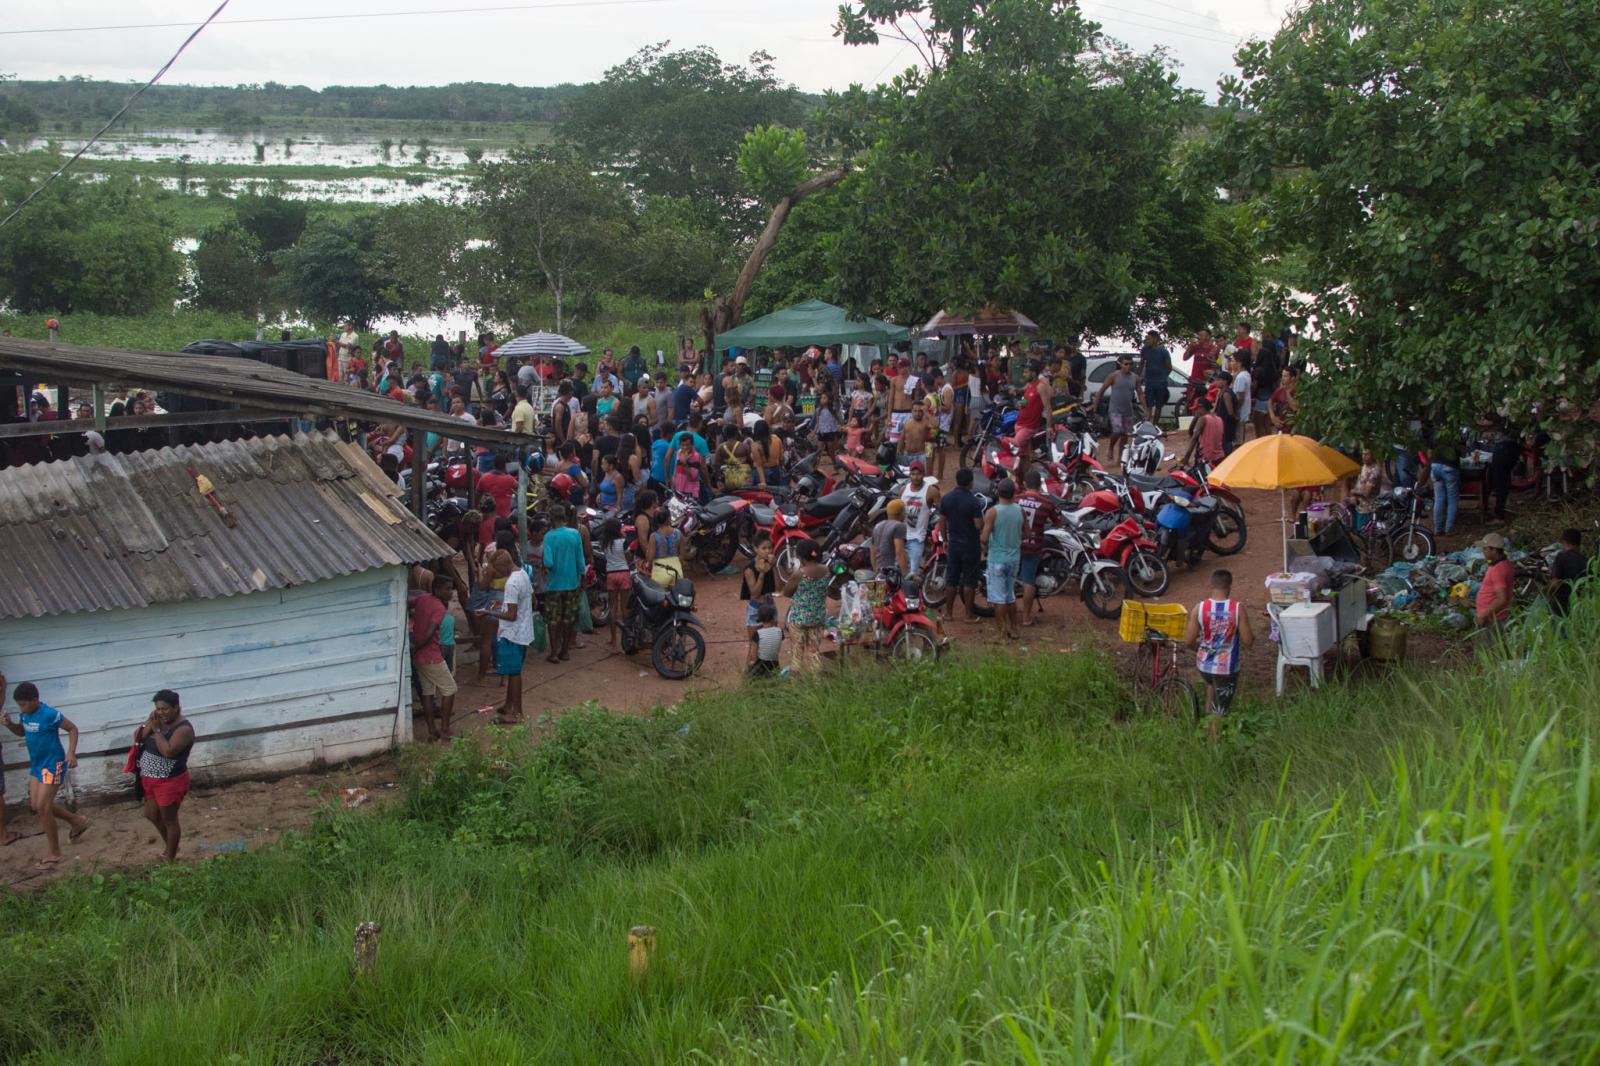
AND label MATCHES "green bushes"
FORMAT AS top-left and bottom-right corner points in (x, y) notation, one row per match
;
(0, 614), (1595, 1063)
